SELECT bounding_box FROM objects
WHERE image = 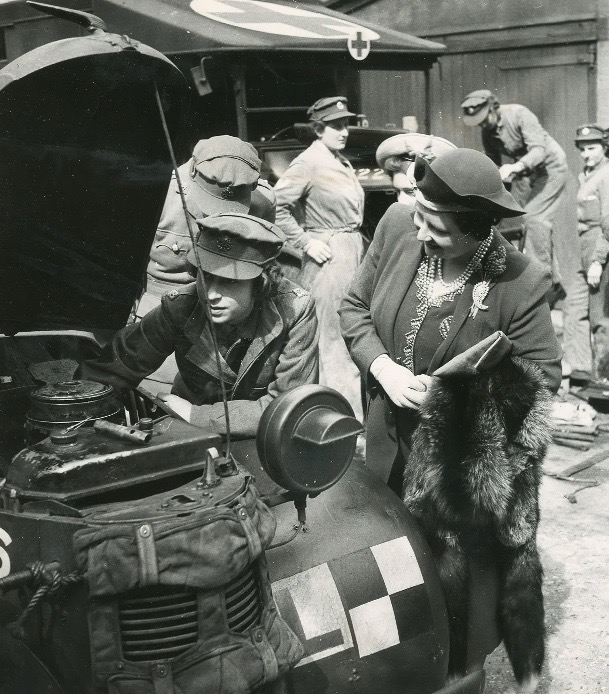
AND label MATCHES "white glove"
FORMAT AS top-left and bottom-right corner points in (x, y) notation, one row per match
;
(499, 162), (525, 182)
(587, 261), (603, 288)
(370, 355), (433, 410)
